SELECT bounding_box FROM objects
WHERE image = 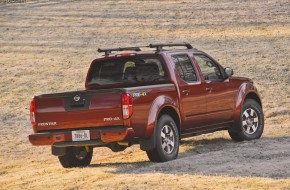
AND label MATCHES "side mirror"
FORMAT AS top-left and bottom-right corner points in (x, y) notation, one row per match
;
(224, 67), (234, 77)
